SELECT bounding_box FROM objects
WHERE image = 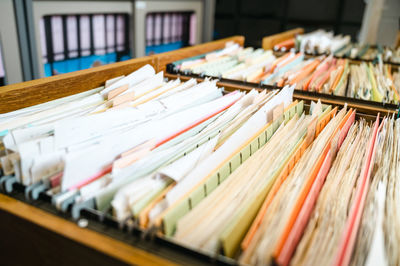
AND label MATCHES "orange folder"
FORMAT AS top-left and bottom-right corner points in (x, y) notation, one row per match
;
(269, 52), (292, 73)
(328, 59), (346, 93)
(303, 57), (331, 91)
(289, 59), (321, 86)
(258, 72), (272, 83)
(138, 183), (175, 229)
(247, 70), (267, 83)
(274, 38), (295, 51)
(277, 78), (286, 87)
(315, 62), (337, 93)
(107, 84), (129, 100)
(277, 52), (303, 70)
(268, 53), (303, 86)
